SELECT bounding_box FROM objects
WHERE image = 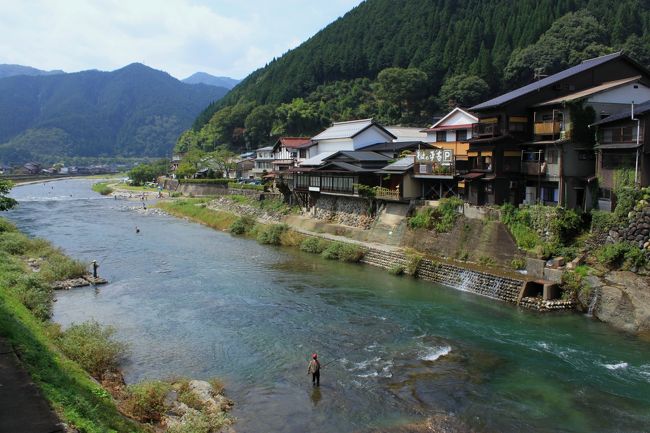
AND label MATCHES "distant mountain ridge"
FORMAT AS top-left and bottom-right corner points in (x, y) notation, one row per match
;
(0, 64), (65, 79)
(0, 63), (229, 164)
(182, 72), (240, 89)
